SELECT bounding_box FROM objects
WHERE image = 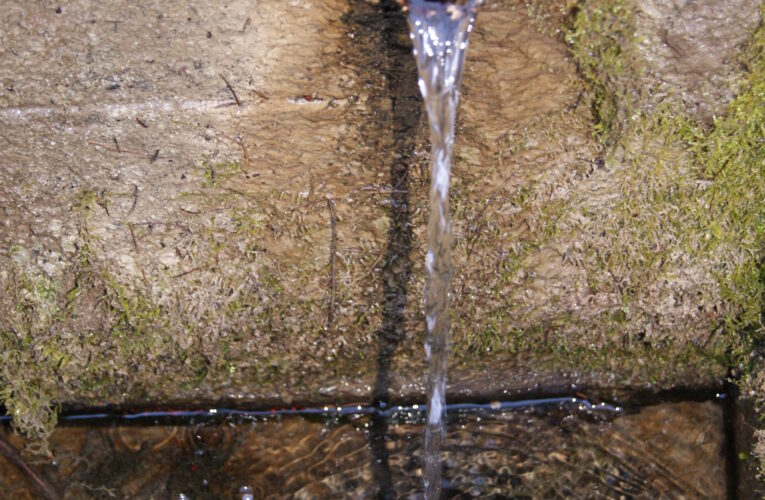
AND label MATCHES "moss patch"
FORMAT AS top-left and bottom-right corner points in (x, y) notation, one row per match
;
(566, 0), (642, 141)
(568, 0), (764, 473)
(0, 247), (61, 453)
